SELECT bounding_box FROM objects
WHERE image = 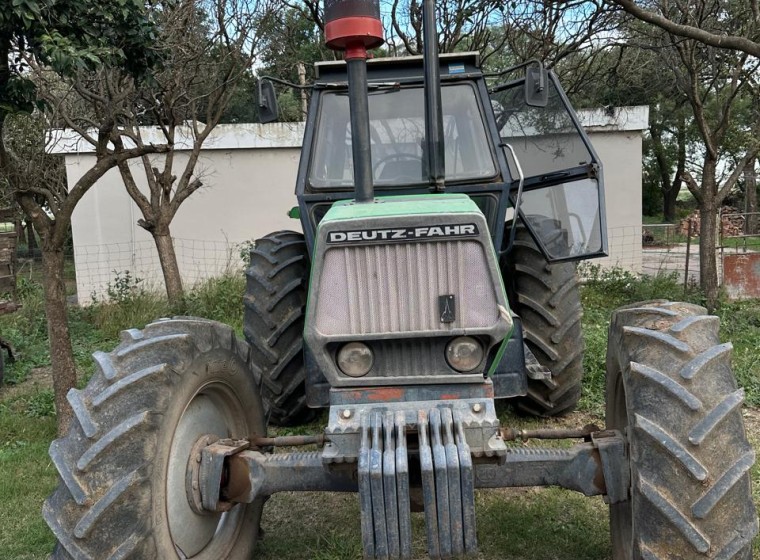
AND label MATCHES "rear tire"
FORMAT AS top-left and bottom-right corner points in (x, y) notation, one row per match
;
(244, 231), (317, 427)
(43, 318), (266, 559)
(501, 223), (584, 416)
(607, 301), (758, 559)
